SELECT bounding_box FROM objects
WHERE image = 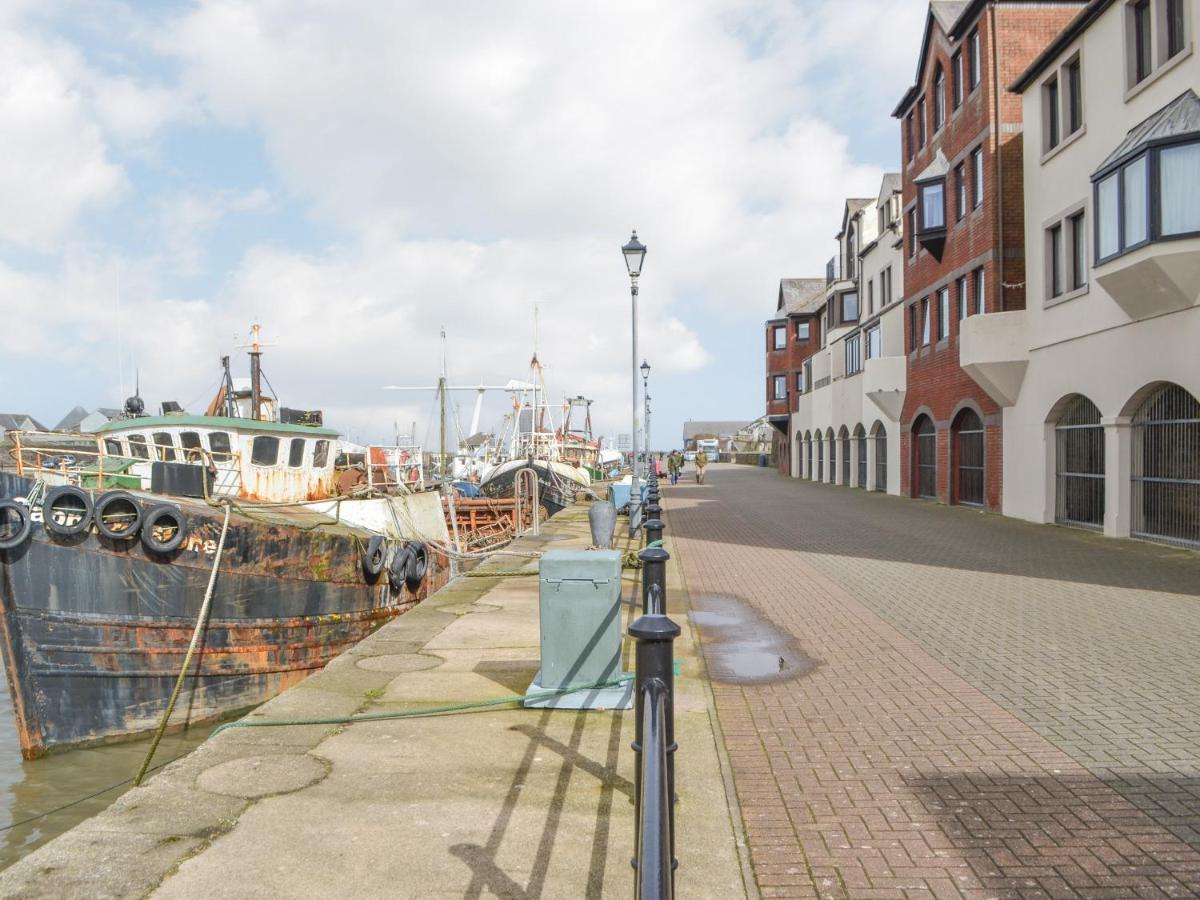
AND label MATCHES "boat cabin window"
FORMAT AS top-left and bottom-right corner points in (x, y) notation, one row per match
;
(208, 432), (231, 457)
(152, 432), (176, 462)
(288, 438), (306, 468)
(179, 432), (202, 462)
(251, 436), (280, 466)
(313, 440), (330, 468)
(127, 435), (149, 459)
(104, 439), (122, 457)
